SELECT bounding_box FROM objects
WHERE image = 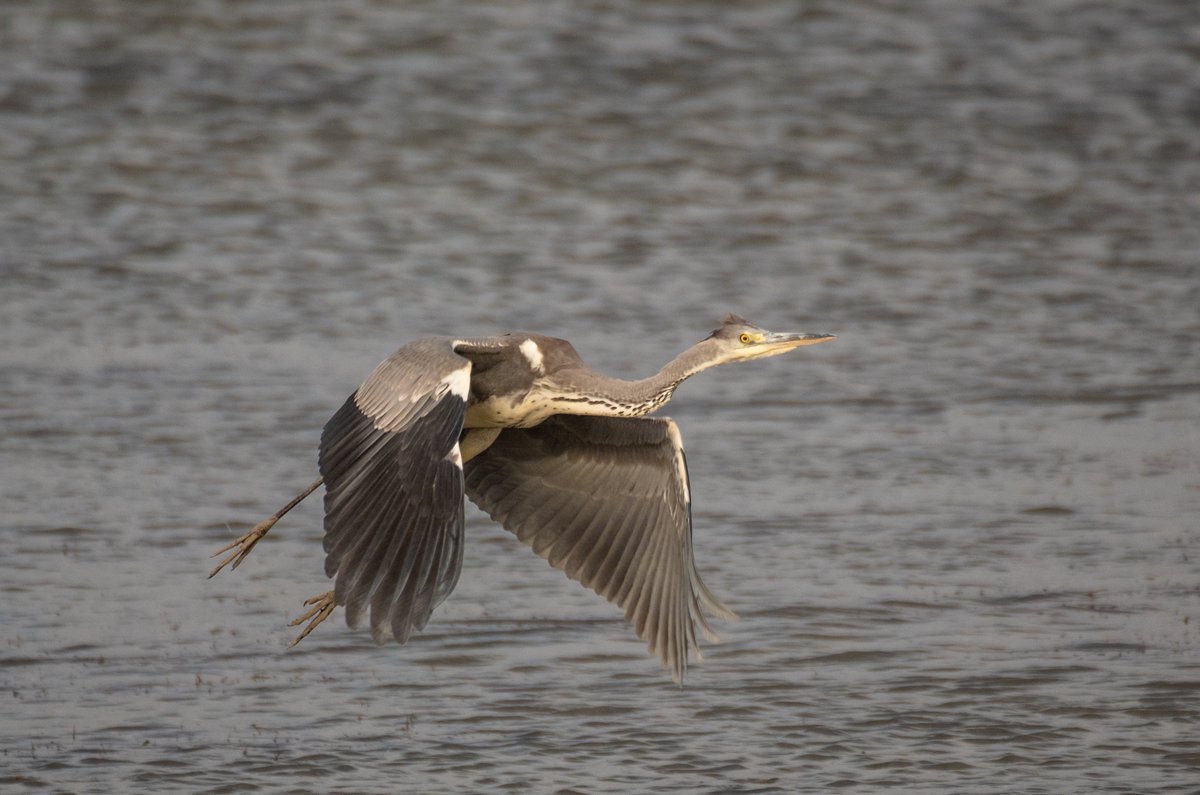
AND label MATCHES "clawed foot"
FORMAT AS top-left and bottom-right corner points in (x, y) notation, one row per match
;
(208, 516), (279, 578)
(288, 590), (336, 647)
